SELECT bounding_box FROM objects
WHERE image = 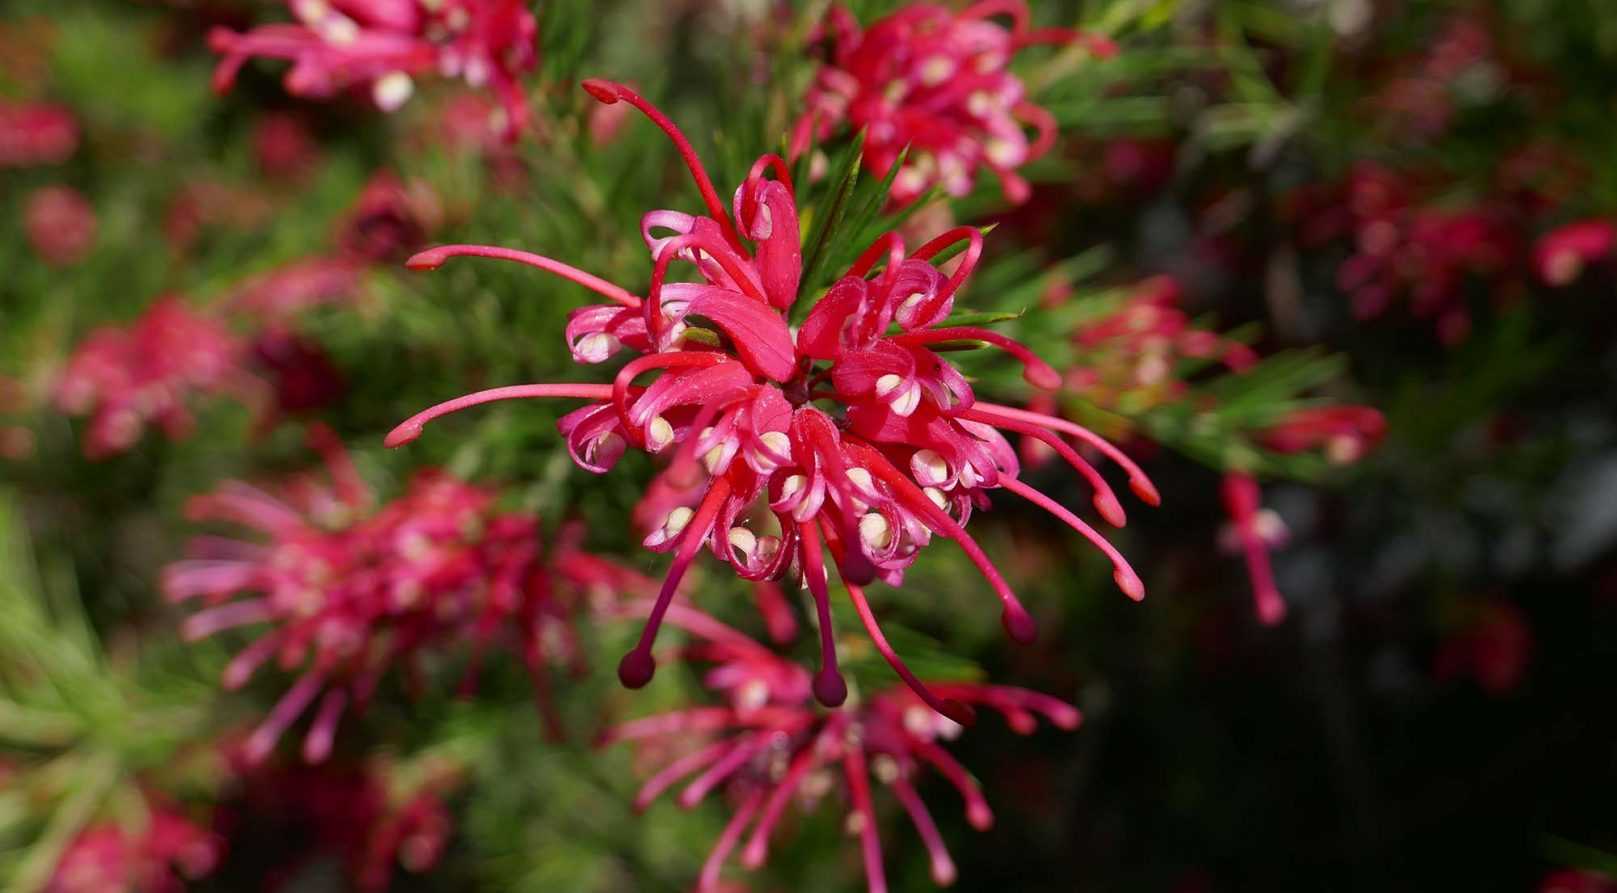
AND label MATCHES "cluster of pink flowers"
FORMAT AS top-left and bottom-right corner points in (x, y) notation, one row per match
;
(53, 296), (247, 458)
(1047, 274), (1257, 411)
(162, 426), (612, 761)
(602, 602), (1079, 893)
(793, 2), (1111, 206)
(209, 0), (538, 138)
(0, 100), (78, 167)
(1369, 15), (1498, 141)
(47, 806), (219, 893)
(1290, 164), (1521, 344)
(390, 80), (1155, 721)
